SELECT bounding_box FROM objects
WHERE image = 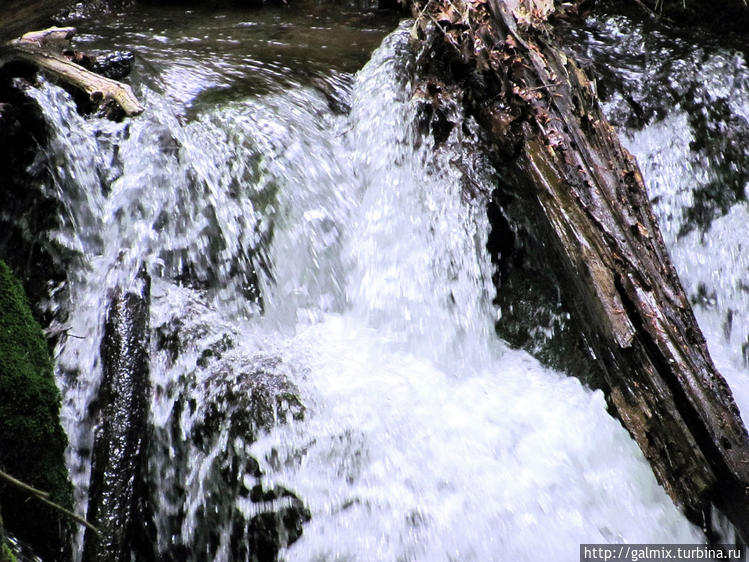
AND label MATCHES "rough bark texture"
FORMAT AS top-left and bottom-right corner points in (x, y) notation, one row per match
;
(410, 0), (749, 539)
(83, 273), (155, 562)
